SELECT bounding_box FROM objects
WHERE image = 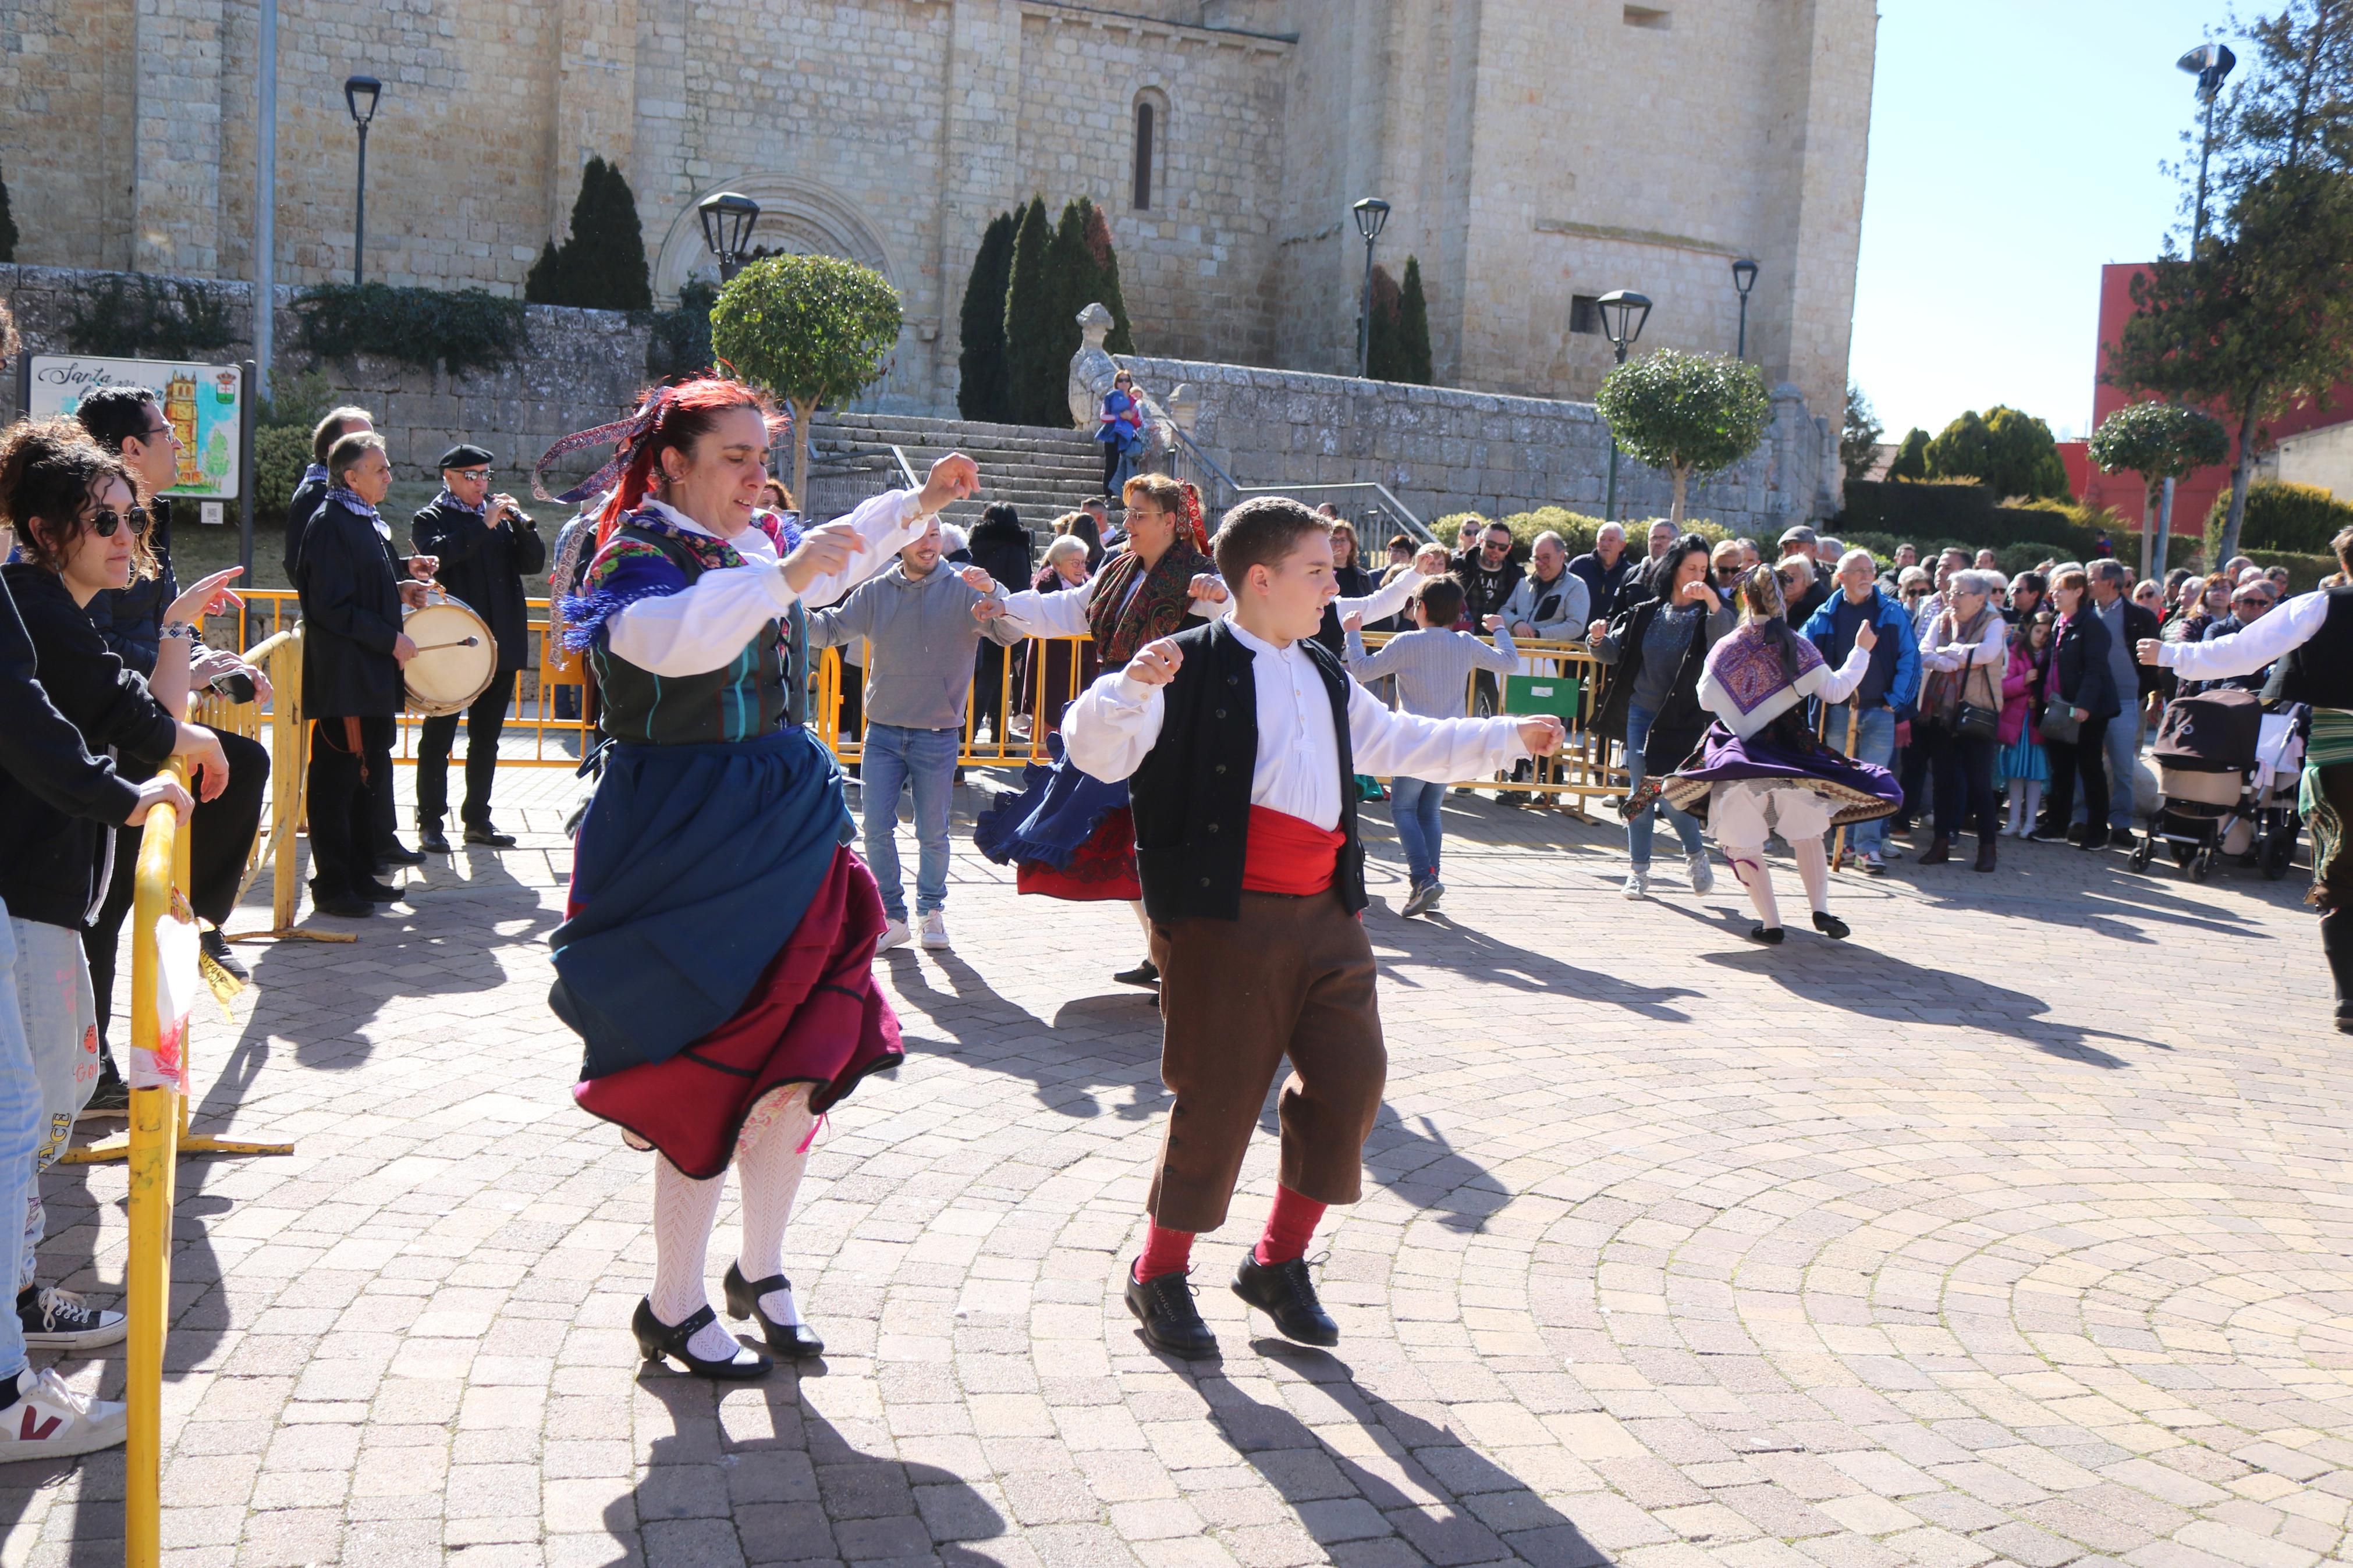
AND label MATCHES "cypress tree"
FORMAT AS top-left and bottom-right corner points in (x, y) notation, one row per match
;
(1001, 197), (1064, 427)
(524, 157), (652, 311)
(957, 212), (1016, 422)
(1398, 256), (1433, 385)
(1044, 198), (1093, 403)
(1363, 264), (1403, 381)
(1078, 199), (1135, 355)
(1888, 427), (1930, 481)
(0, 161), (17, 264)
